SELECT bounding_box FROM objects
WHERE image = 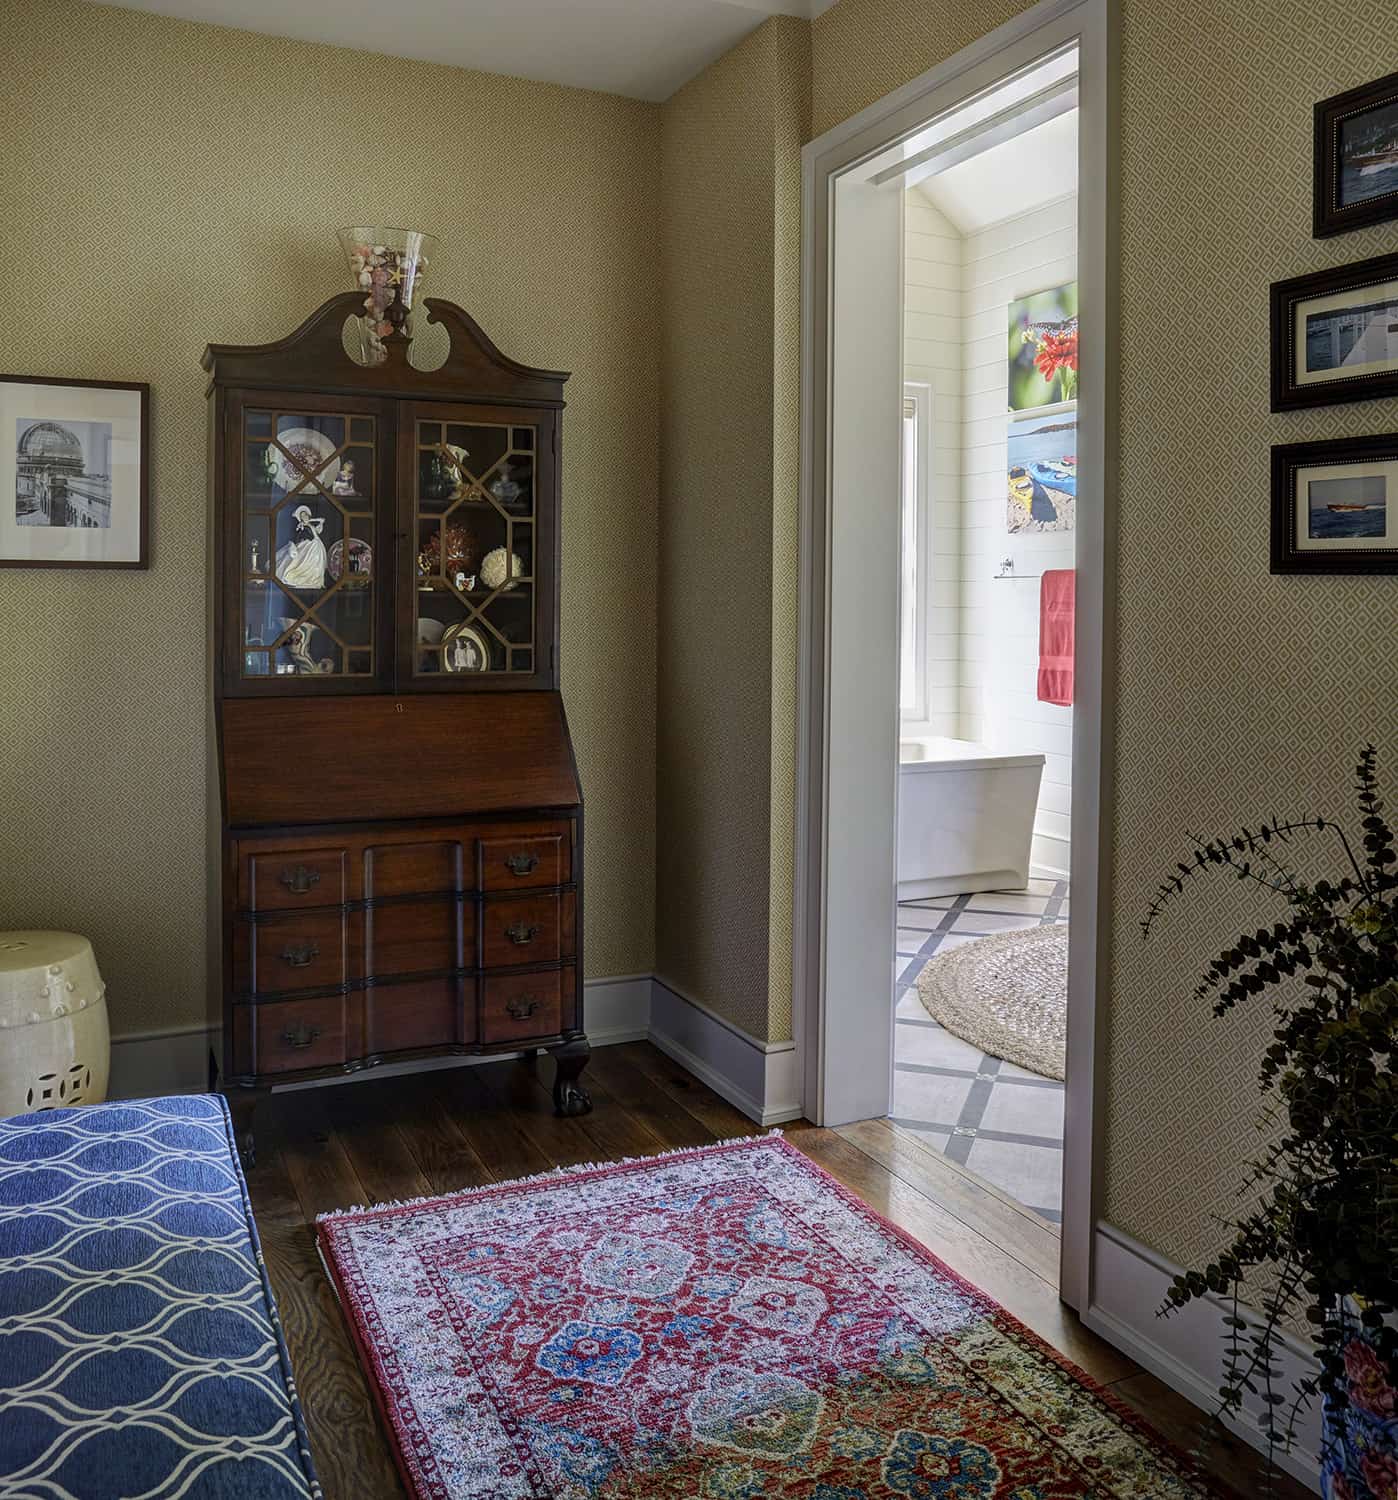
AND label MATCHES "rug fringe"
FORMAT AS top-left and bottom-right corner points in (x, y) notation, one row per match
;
(315, 1129), (785, 1224)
